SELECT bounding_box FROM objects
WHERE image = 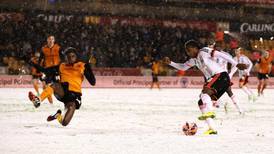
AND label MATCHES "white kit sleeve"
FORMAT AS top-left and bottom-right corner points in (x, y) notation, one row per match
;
(214, 51), (238, 66)
(169, 60), (195, 71)
(245, 57), (253, 76)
